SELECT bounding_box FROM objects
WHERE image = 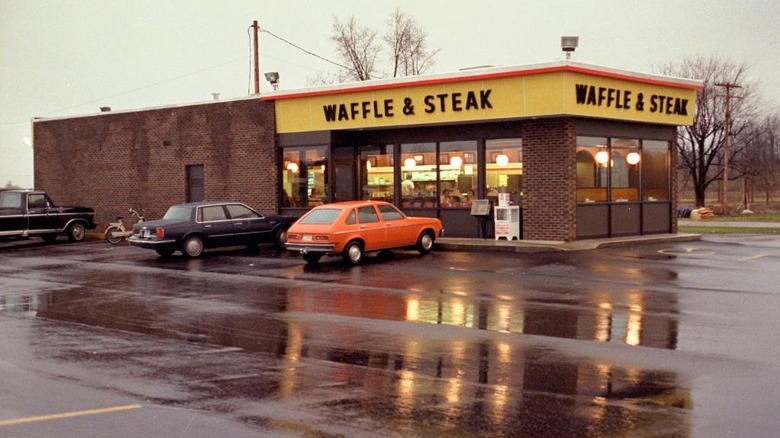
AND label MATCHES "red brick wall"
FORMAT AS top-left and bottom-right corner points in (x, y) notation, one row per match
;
(521, 118), (577, 241)
(33, 98), (277, 227)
